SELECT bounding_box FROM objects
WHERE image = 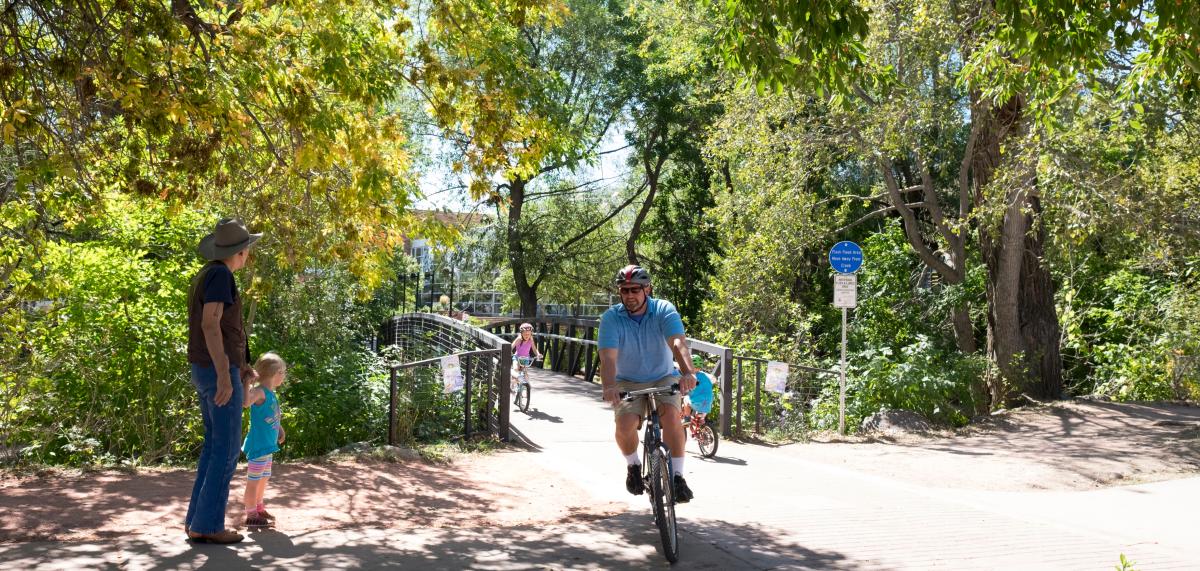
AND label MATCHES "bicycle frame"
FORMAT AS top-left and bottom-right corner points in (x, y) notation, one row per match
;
(621, 383), (680, 562)
(642, 398), (668, 472)
(513, 356), (533, 385)
(622, 384), (676, 472)
(683, 410), (708, 437)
